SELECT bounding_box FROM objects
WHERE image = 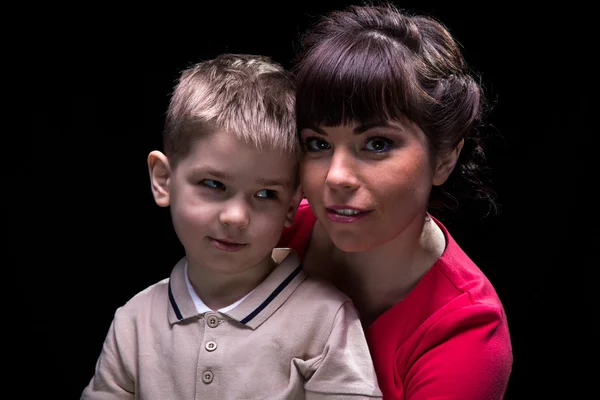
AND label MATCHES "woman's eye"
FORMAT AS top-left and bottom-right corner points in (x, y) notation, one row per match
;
(256, 189), (278, 199)
(202, 179), (225, 190)
(365, 137), (393, 153)
(304, 137), (331, 152)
